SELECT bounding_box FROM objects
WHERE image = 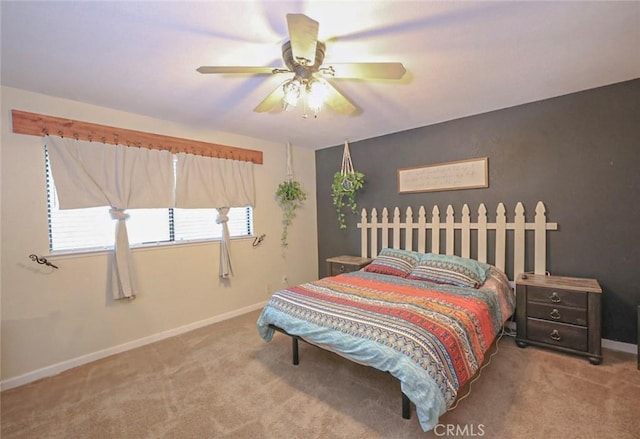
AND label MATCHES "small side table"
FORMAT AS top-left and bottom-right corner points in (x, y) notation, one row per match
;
(326, 255), (373, 277)
(515, 273), (602, 364)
